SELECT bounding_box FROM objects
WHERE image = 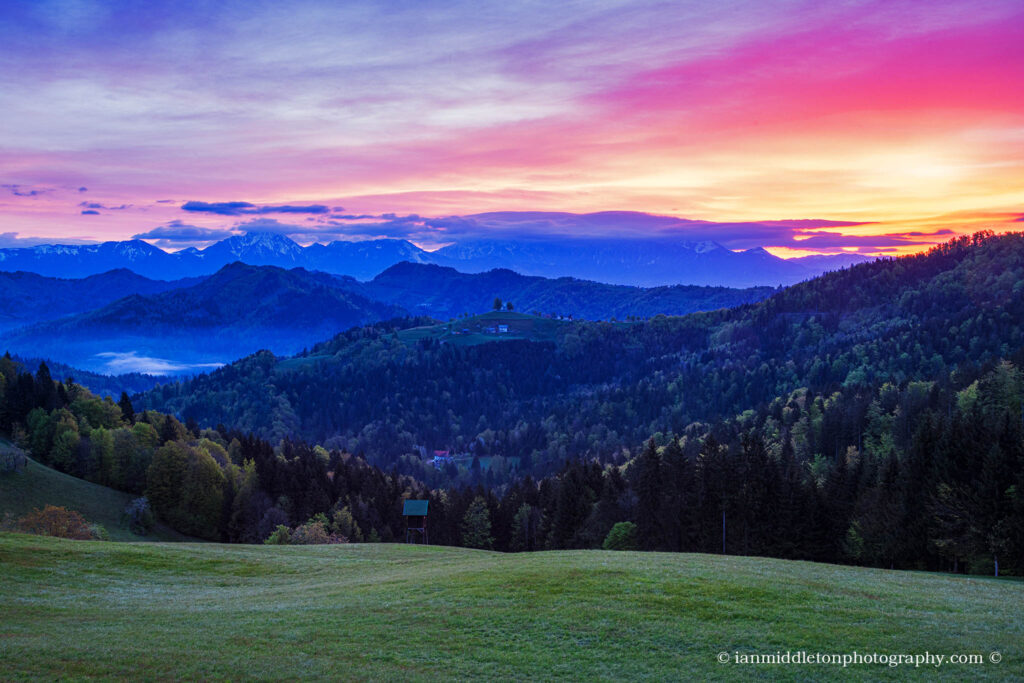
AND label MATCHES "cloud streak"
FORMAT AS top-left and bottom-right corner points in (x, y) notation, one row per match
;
(227, 211), (950, 254)
(133, 221), (235, 242)
(0, 1), (1022, 254)
(182, 201), (330, 216)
